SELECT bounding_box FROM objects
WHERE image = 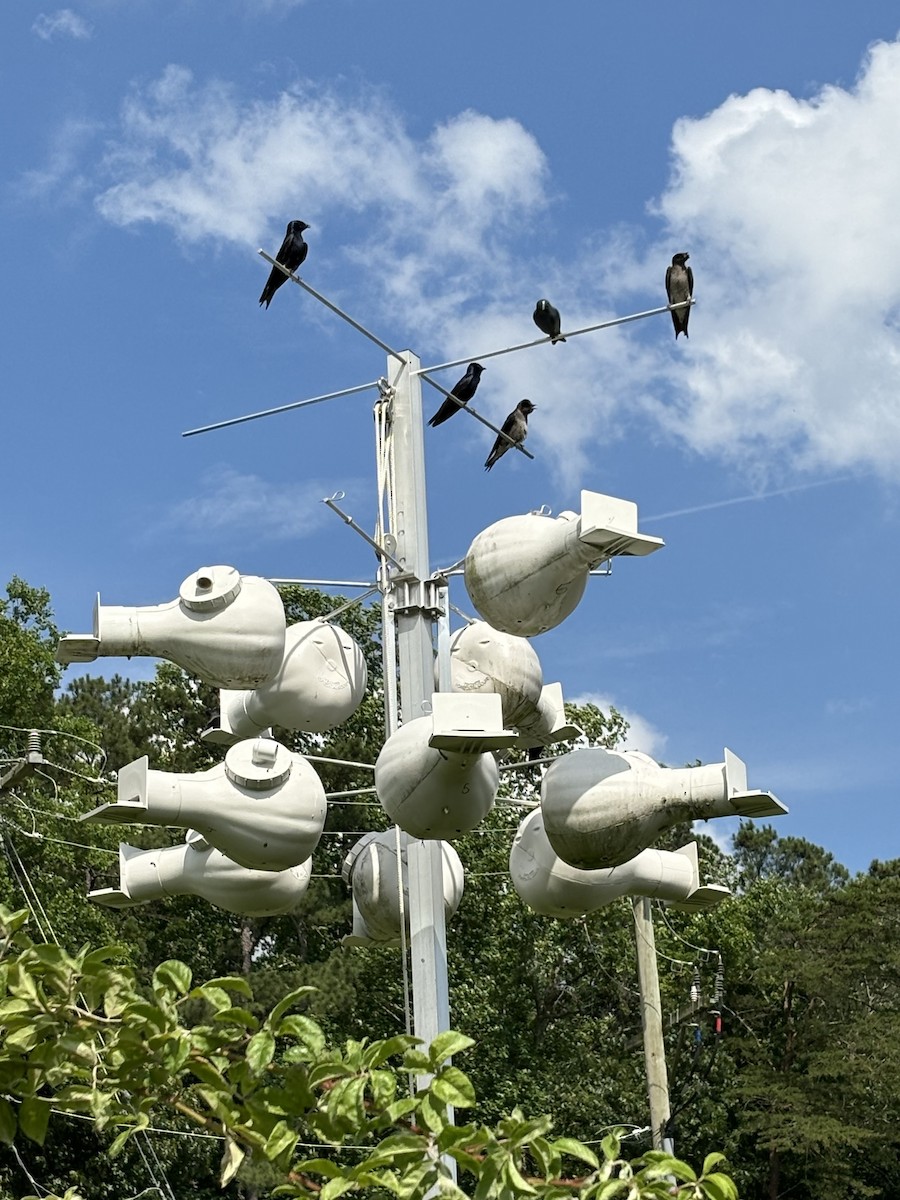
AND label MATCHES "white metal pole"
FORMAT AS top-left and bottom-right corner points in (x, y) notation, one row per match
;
(388, 351), (452, 1053)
